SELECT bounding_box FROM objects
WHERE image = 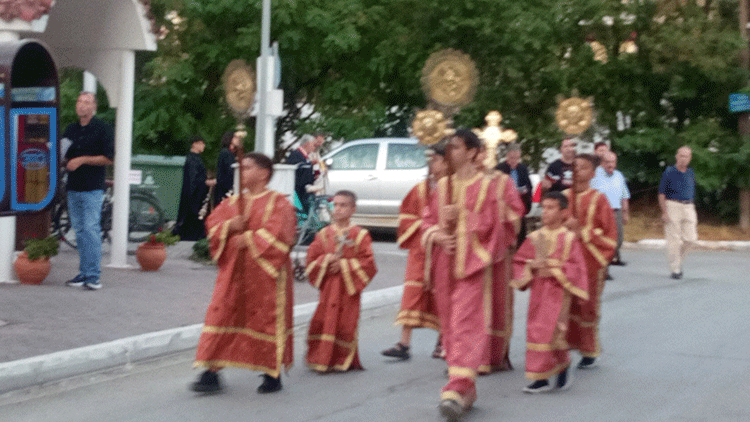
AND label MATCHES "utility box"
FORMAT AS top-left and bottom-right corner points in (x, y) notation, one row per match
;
(130, 155), (185, 221)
